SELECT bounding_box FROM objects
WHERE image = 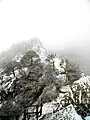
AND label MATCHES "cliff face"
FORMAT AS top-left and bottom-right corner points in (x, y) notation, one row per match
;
(71, 75), (90, 104)
(0, 39), (90, 120)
